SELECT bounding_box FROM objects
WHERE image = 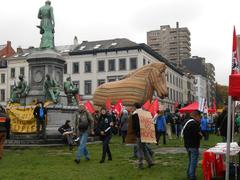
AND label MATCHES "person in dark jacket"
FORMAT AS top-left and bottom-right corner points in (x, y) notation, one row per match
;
(0, 105), (10, 160)
(58, 120), (74, 150)
(182, 110), (202, 180)
(216, 106), (228, 142)
(132, 103), (154, 169)
(33, 101), (47, 139)
(98, 107), (113, 163)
